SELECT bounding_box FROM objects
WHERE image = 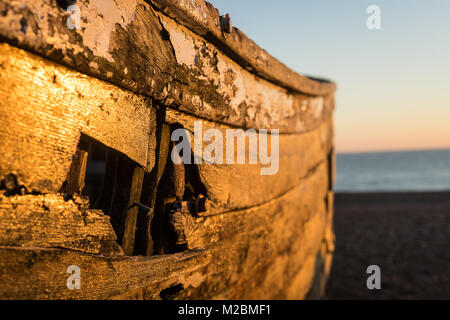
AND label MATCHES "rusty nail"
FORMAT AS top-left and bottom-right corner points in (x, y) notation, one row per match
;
(220, 14), (232, 33)
(4, 174), (18, 192)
